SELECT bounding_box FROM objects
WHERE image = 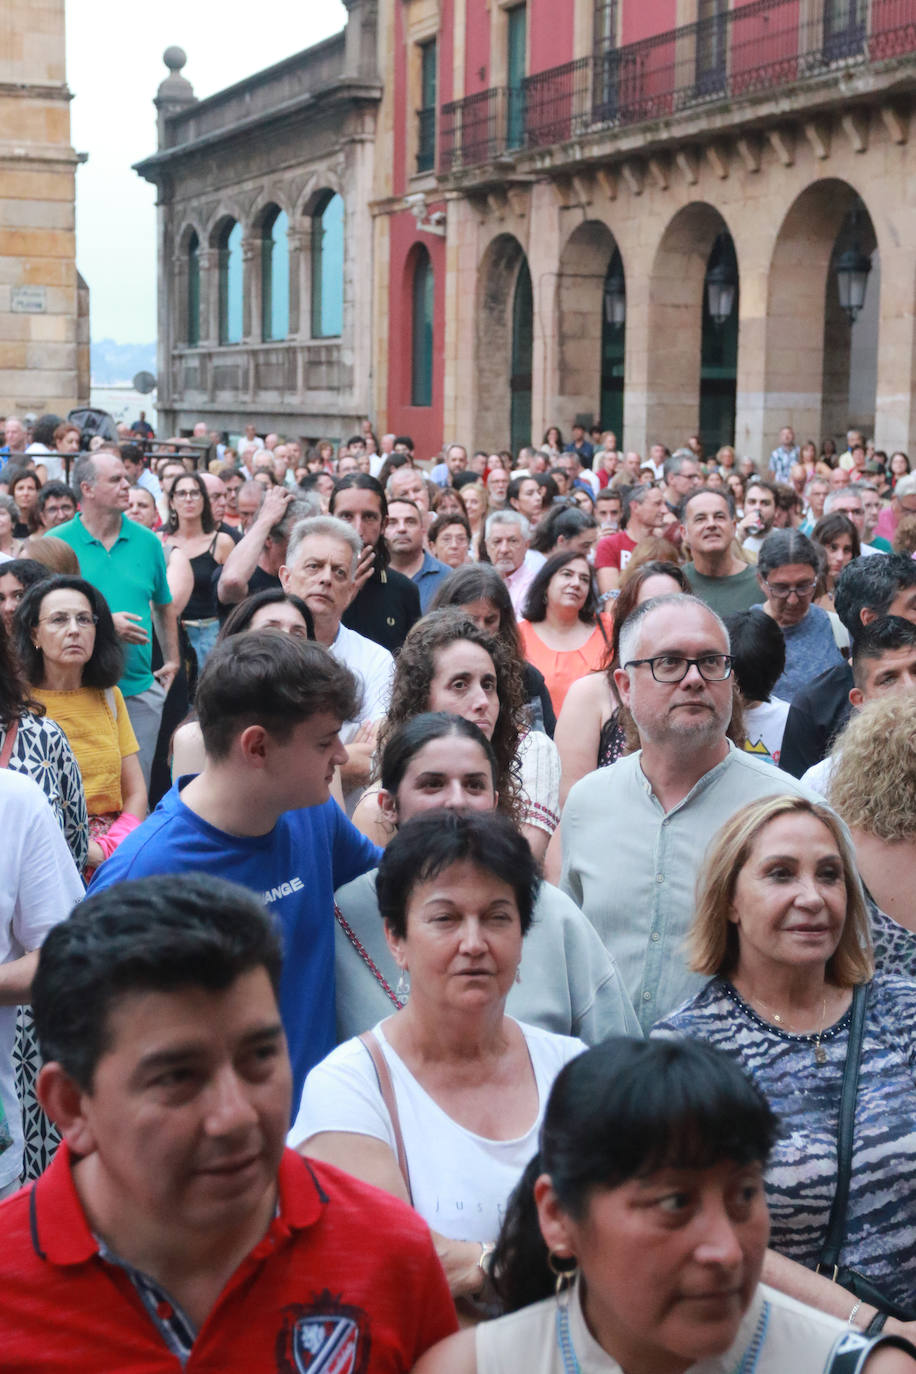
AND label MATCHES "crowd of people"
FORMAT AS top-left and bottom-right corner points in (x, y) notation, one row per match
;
(0, 408), (915, 1371)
